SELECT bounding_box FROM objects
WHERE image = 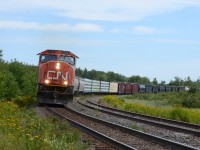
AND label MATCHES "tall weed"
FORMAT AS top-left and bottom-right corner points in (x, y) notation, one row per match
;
(102, 95), (200, 124)
(0, 101), (90, 150)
